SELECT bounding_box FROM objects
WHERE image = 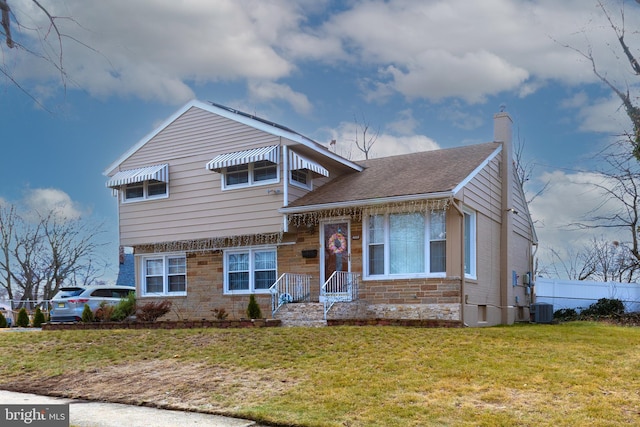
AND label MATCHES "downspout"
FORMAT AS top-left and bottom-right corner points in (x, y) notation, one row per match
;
(282, 143), (289, 233)
(451, 200), (466, 327)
